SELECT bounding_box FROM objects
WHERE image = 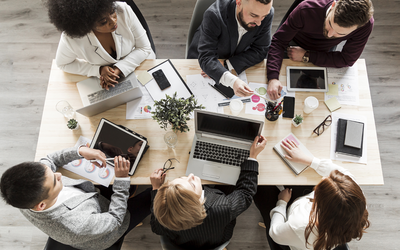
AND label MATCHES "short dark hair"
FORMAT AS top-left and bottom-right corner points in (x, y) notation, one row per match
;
(0, 162), (49, 209)
(44, 0), (116, 38)
(334, 0), (374, 28)
(253, 0), (272, 4)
